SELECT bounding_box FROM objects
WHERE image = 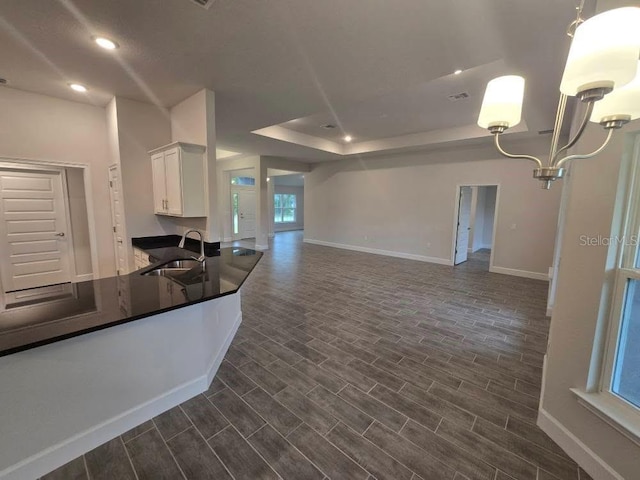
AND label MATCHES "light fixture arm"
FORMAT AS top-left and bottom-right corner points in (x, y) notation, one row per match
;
(552, 100), (595, 163)
(494, 134), (543, 169)
(556, 128), (614, 168)
(548, 94), (569, 161)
